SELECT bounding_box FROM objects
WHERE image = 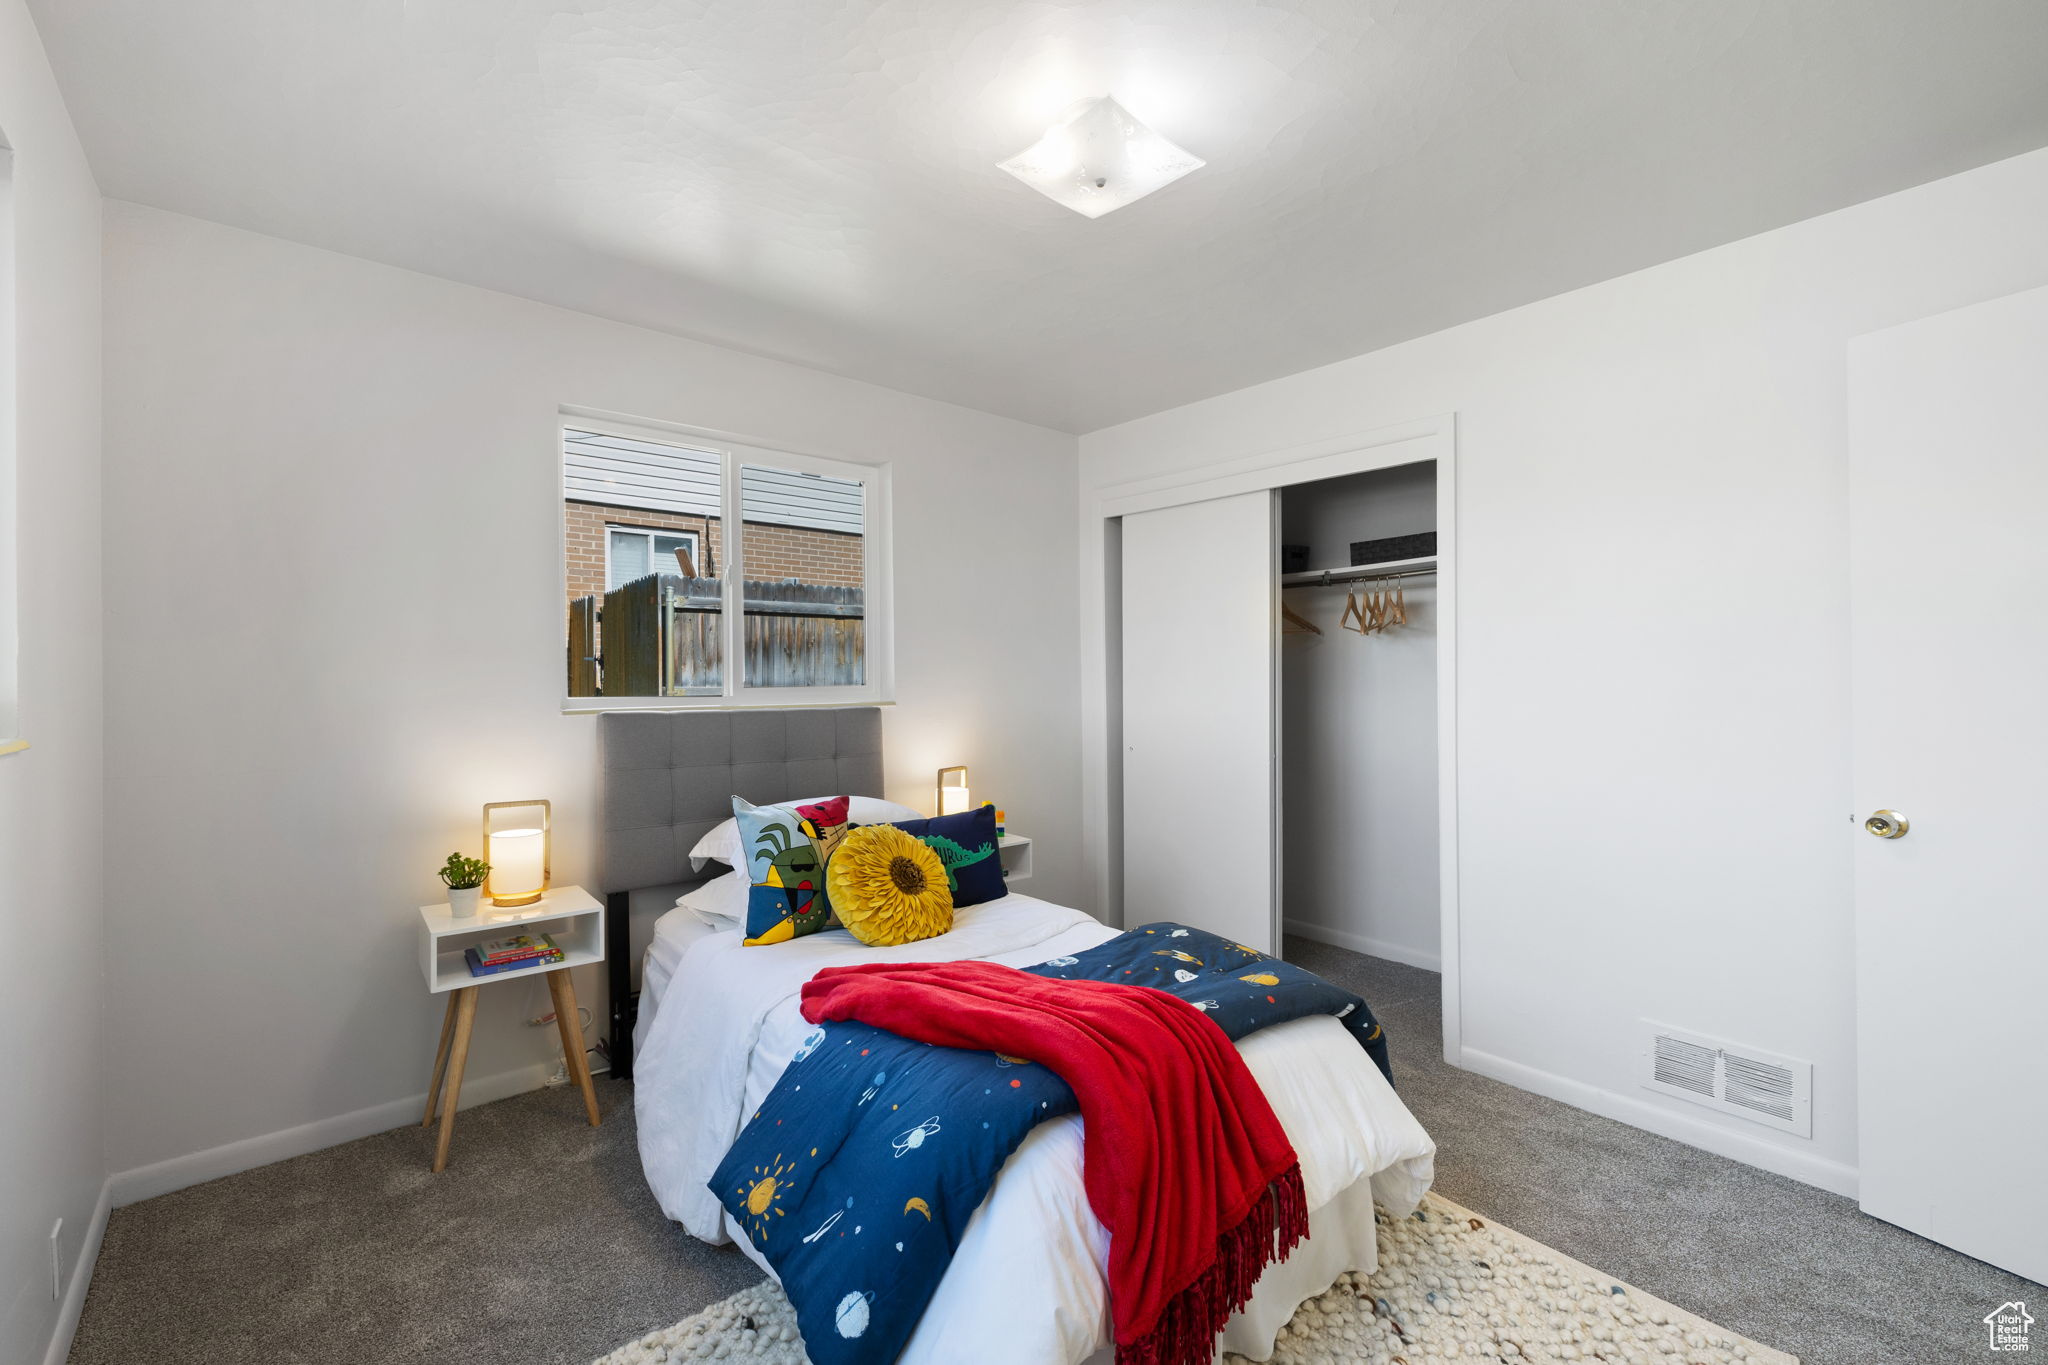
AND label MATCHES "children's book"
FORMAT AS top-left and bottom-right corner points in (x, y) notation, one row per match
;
(472, 932), (559, 964)
(464, 943), (563, 976)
